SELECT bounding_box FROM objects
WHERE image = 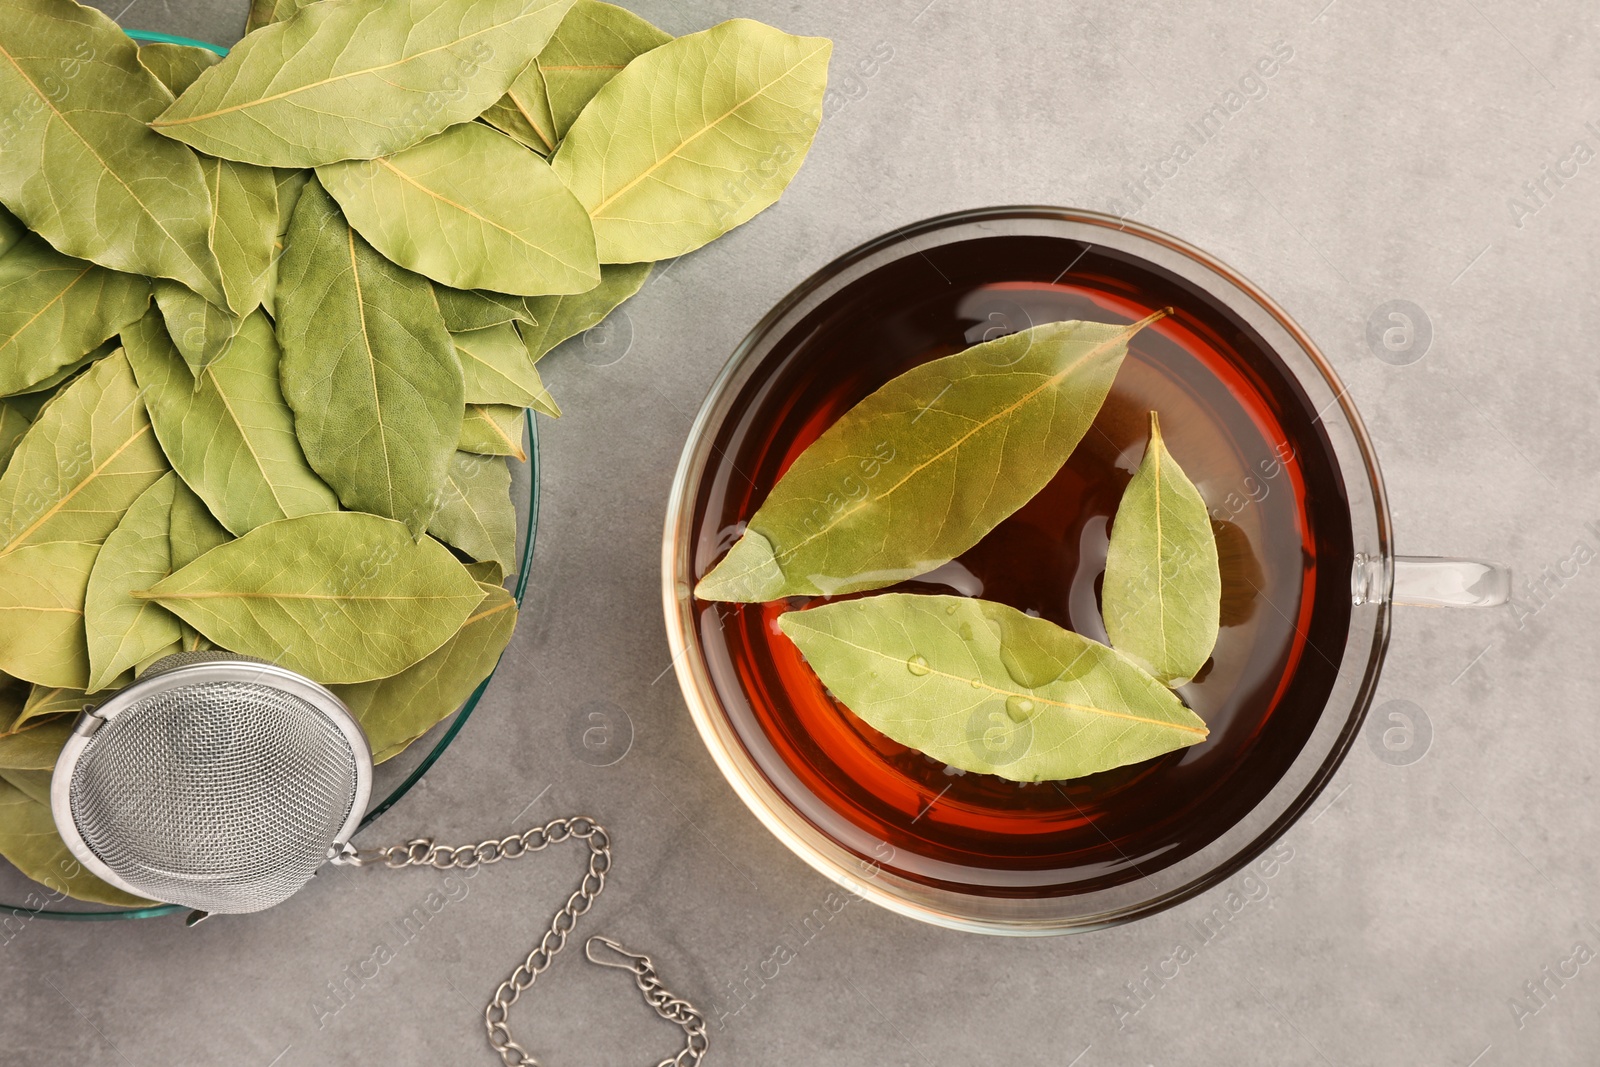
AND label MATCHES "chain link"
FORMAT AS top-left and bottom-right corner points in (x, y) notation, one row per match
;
(337, 816), (707, 1067)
